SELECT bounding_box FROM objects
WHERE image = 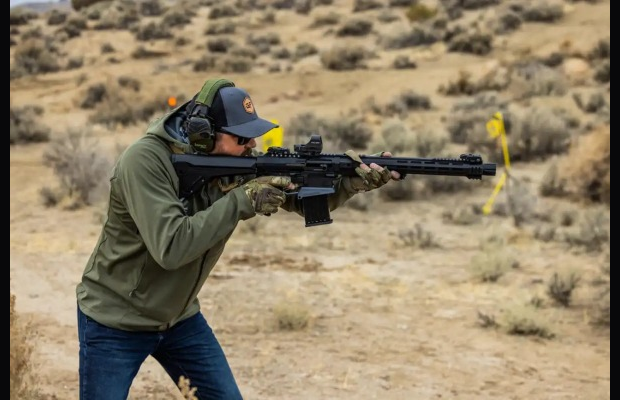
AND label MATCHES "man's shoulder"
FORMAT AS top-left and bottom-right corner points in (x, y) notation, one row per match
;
(118, 135), (171, 167)
(129, 134), (169, 152)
